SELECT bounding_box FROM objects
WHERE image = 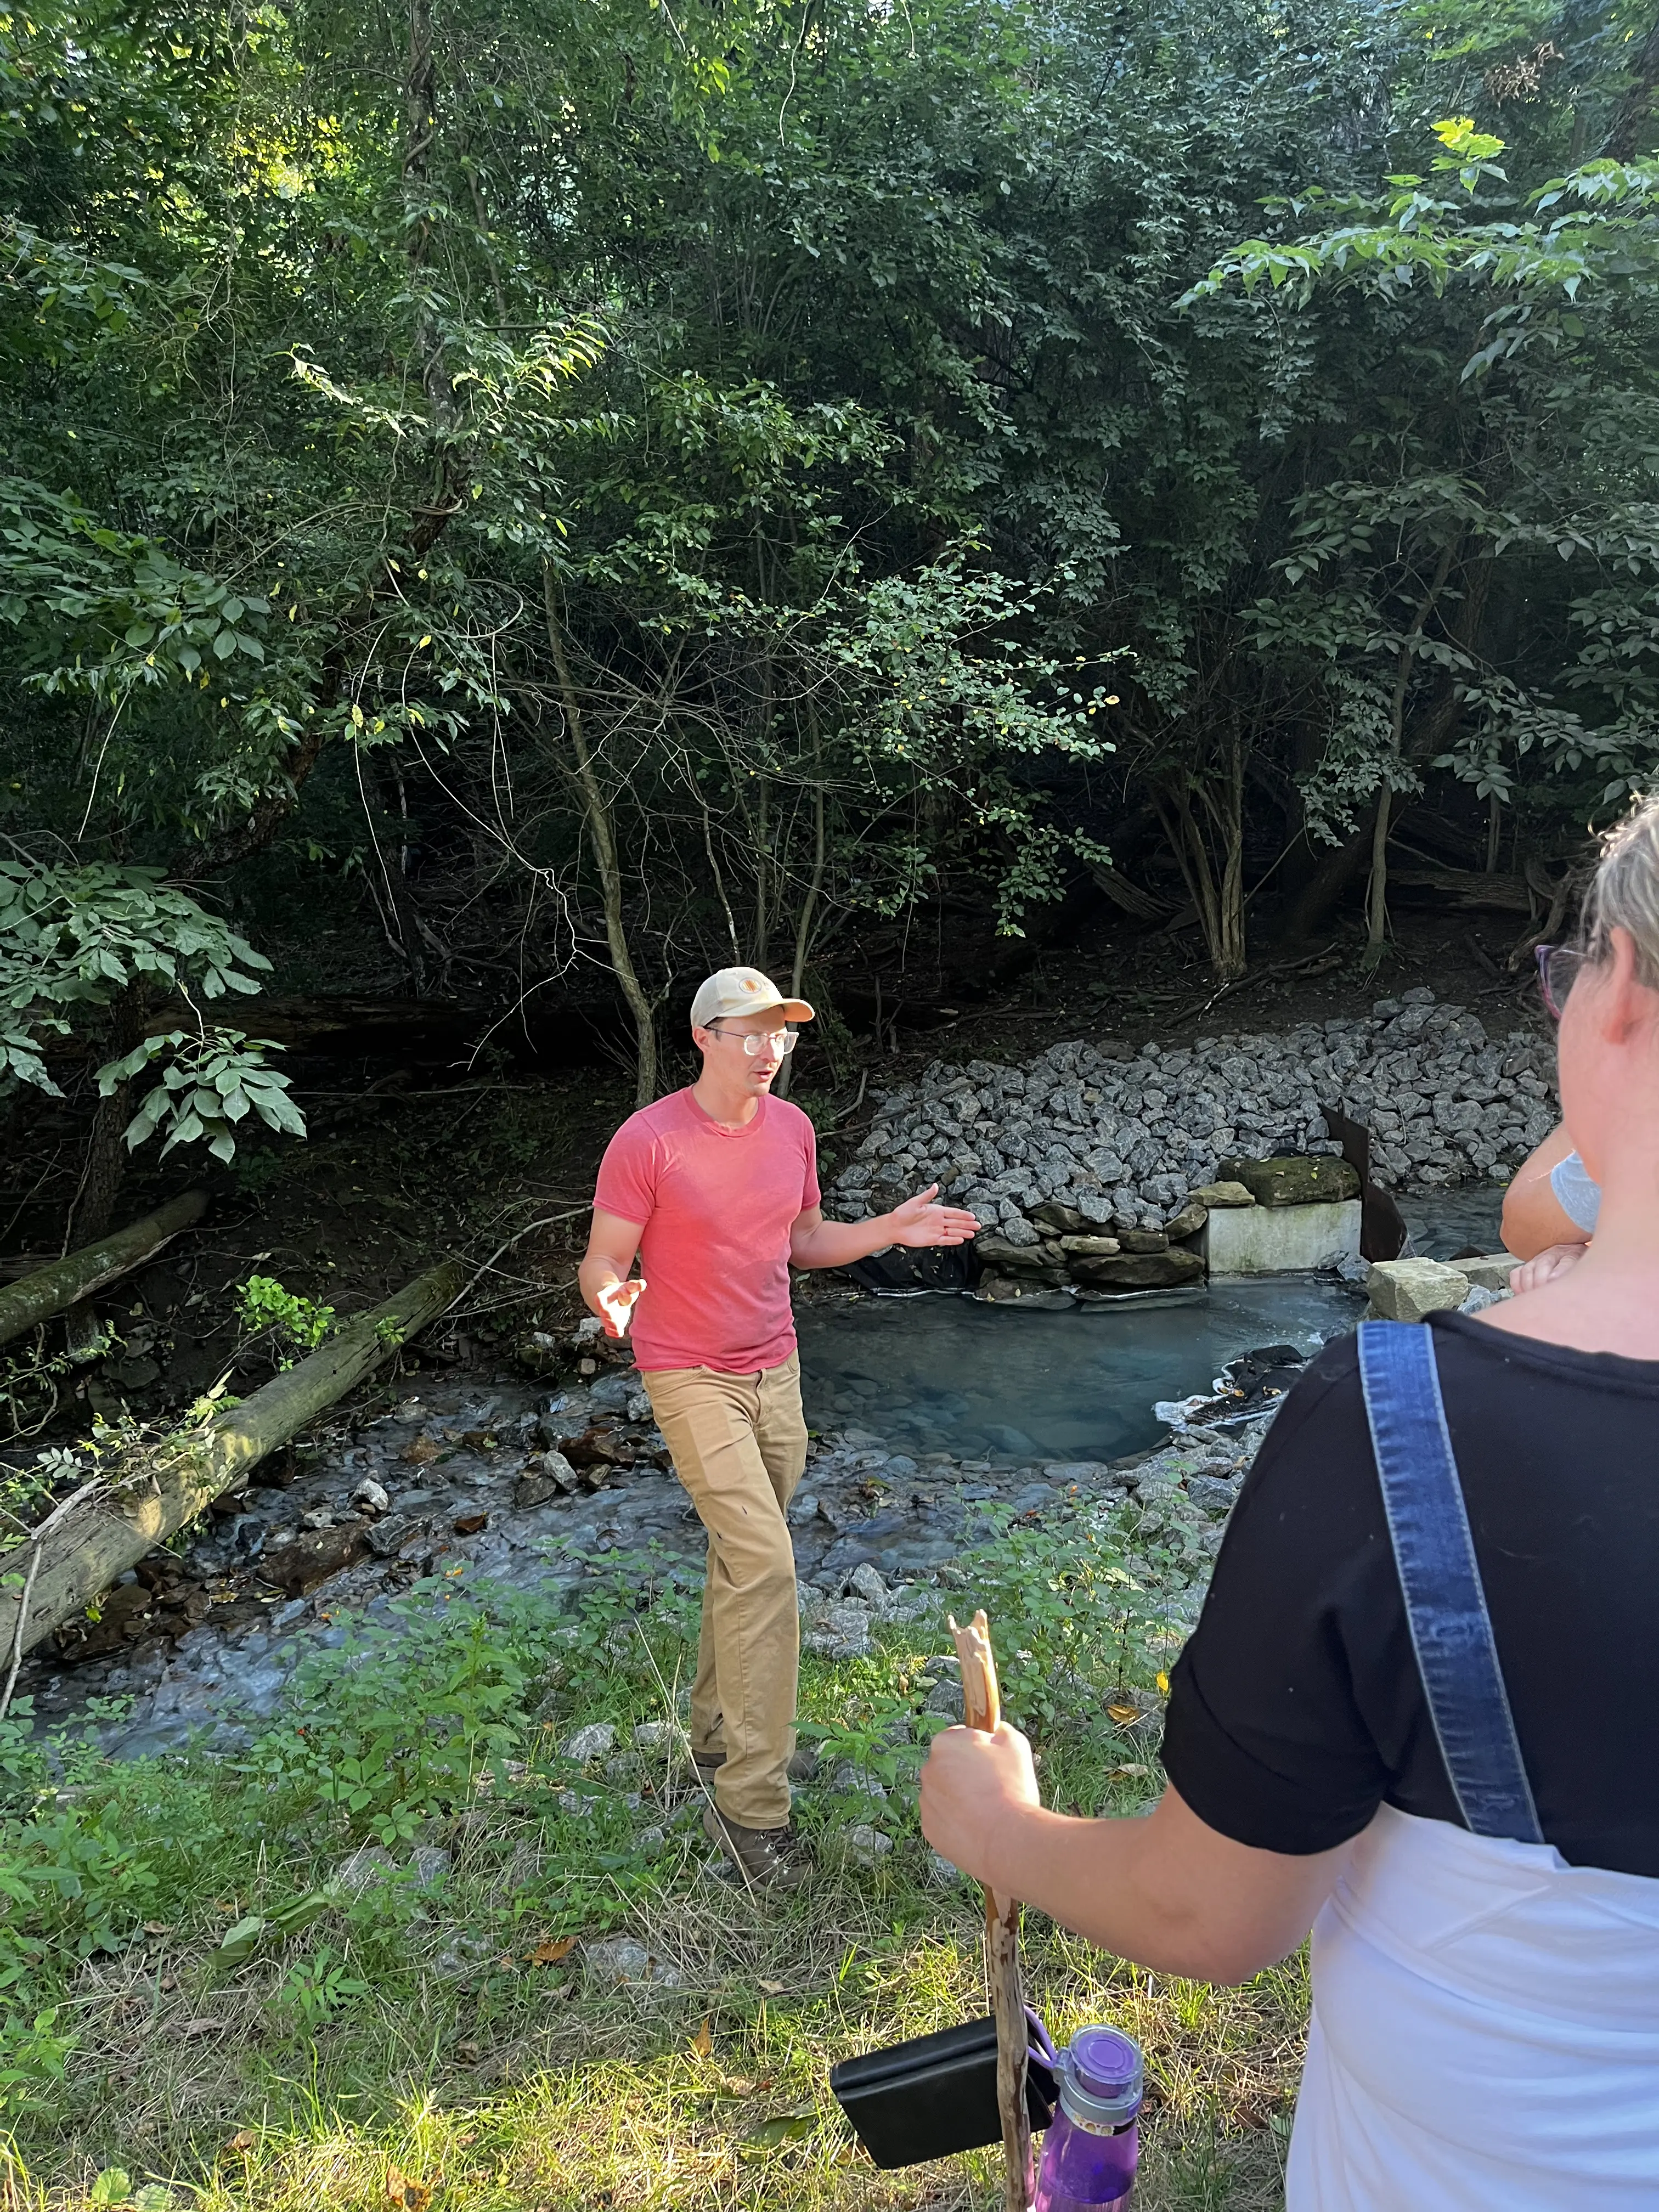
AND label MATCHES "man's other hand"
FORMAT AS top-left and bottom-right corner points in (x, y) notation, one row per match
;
(595, 1276), (647, 1338)
(888, 1184), (980, 1247)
